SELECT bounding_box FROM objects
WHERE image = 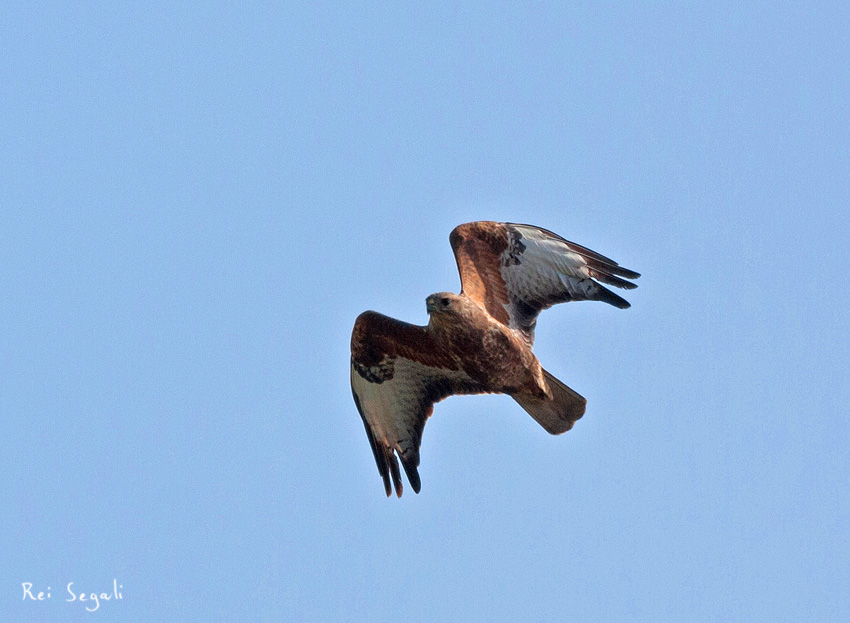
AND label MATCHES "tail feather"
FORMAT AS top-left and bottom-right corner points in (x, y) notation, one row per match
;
(512, 369), (586, 434)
